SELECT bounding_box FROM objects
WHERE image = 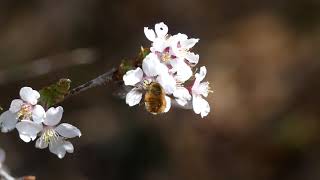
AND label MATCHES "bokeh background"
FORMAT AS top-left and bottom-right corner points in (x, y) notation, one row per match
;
(0, 0), (320, 179)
